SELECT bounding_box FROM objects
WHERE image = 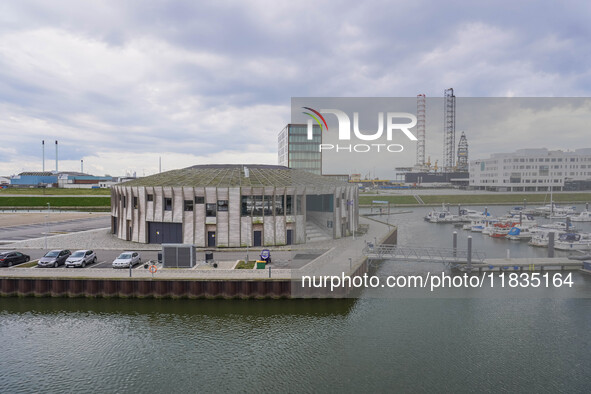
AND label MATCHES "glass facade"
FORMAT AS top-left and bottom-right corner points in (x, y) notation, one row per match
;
(278, 124), (322, 175)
